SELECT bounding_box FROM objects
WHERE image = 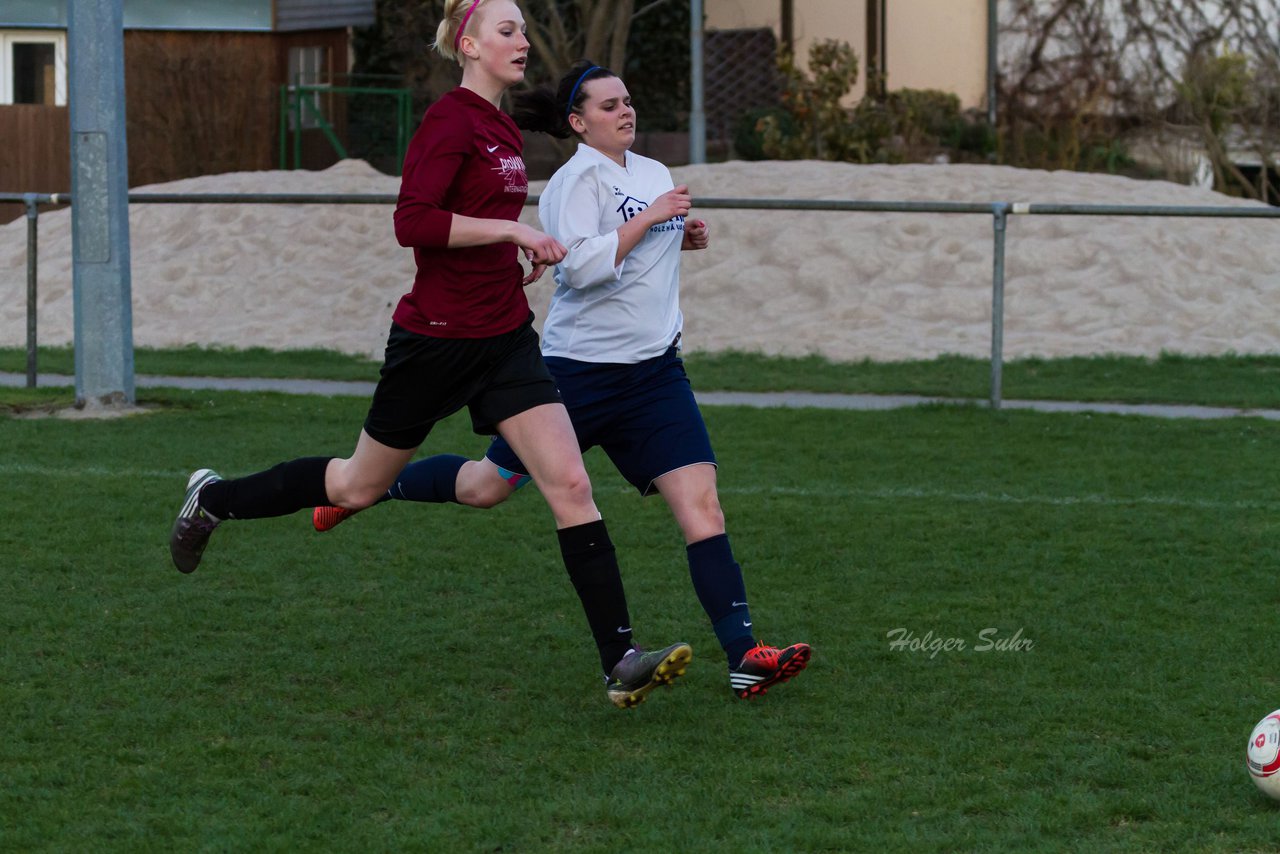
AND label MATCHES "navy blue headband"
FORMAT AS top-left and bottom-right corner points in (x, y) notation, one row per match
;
(565, 66), (602, 119)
